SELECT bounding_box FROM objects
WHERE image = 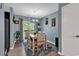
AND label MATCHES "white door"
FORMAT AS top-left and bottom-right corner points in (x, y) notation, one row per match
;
(62, 4), (79, 56)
